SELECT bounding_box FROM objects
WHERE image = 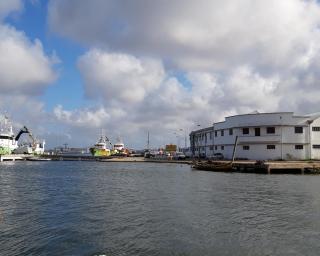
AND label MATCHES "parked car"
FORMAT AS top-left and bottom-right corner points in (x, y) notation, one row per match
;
(210, 153), (224, 160)
(173, 152), (186, 160)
